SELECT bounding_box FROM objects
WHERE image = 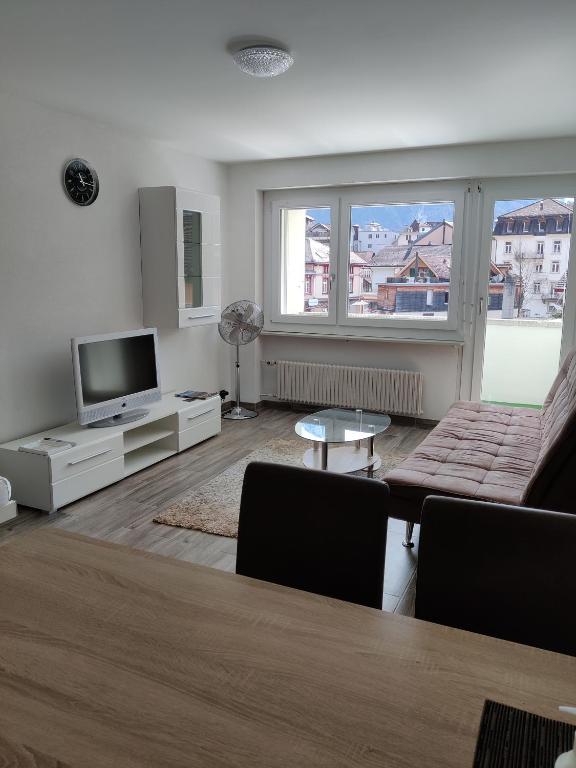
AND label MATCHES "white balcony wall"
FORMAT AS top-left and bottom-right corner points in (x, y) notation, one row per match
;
(481, 319), (562, 406)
